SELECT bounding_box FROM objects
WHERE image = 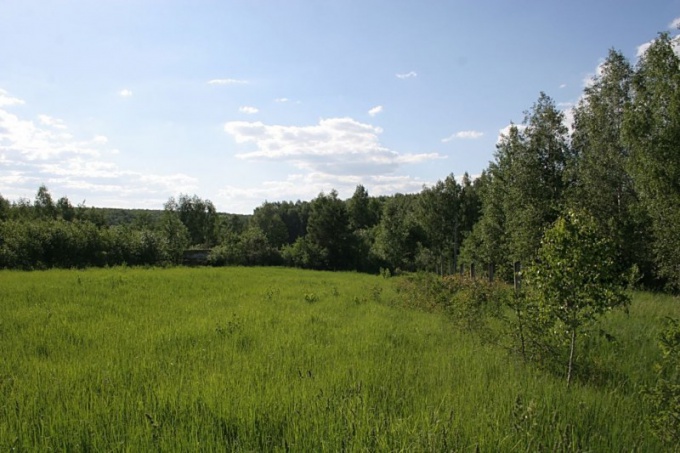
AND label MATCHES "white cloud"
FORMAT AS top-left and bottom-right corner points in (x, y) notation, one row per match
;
(368, 105), (383, 117)
(670, 17), (680, 29)
(119, 89), (133, 97)
(582, 60), (606, 87)
(559, 83), (567, 89)
(224, 117), (443, 176)
(396, 71), (417, 79)
(496, 123), (527, 144)
(0, 108), (100, 160)
(441, 130), (484, 142)
(0, 89), (25, 107)
(239, 106), (259, 114)
(637, 35), (680, 58)
(0, 87), (198, 207)
(636, 41), (653, 58)
(274, 97), (290, 103)
(208, 78), (249, 85)
(38, 114), (68, 130)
